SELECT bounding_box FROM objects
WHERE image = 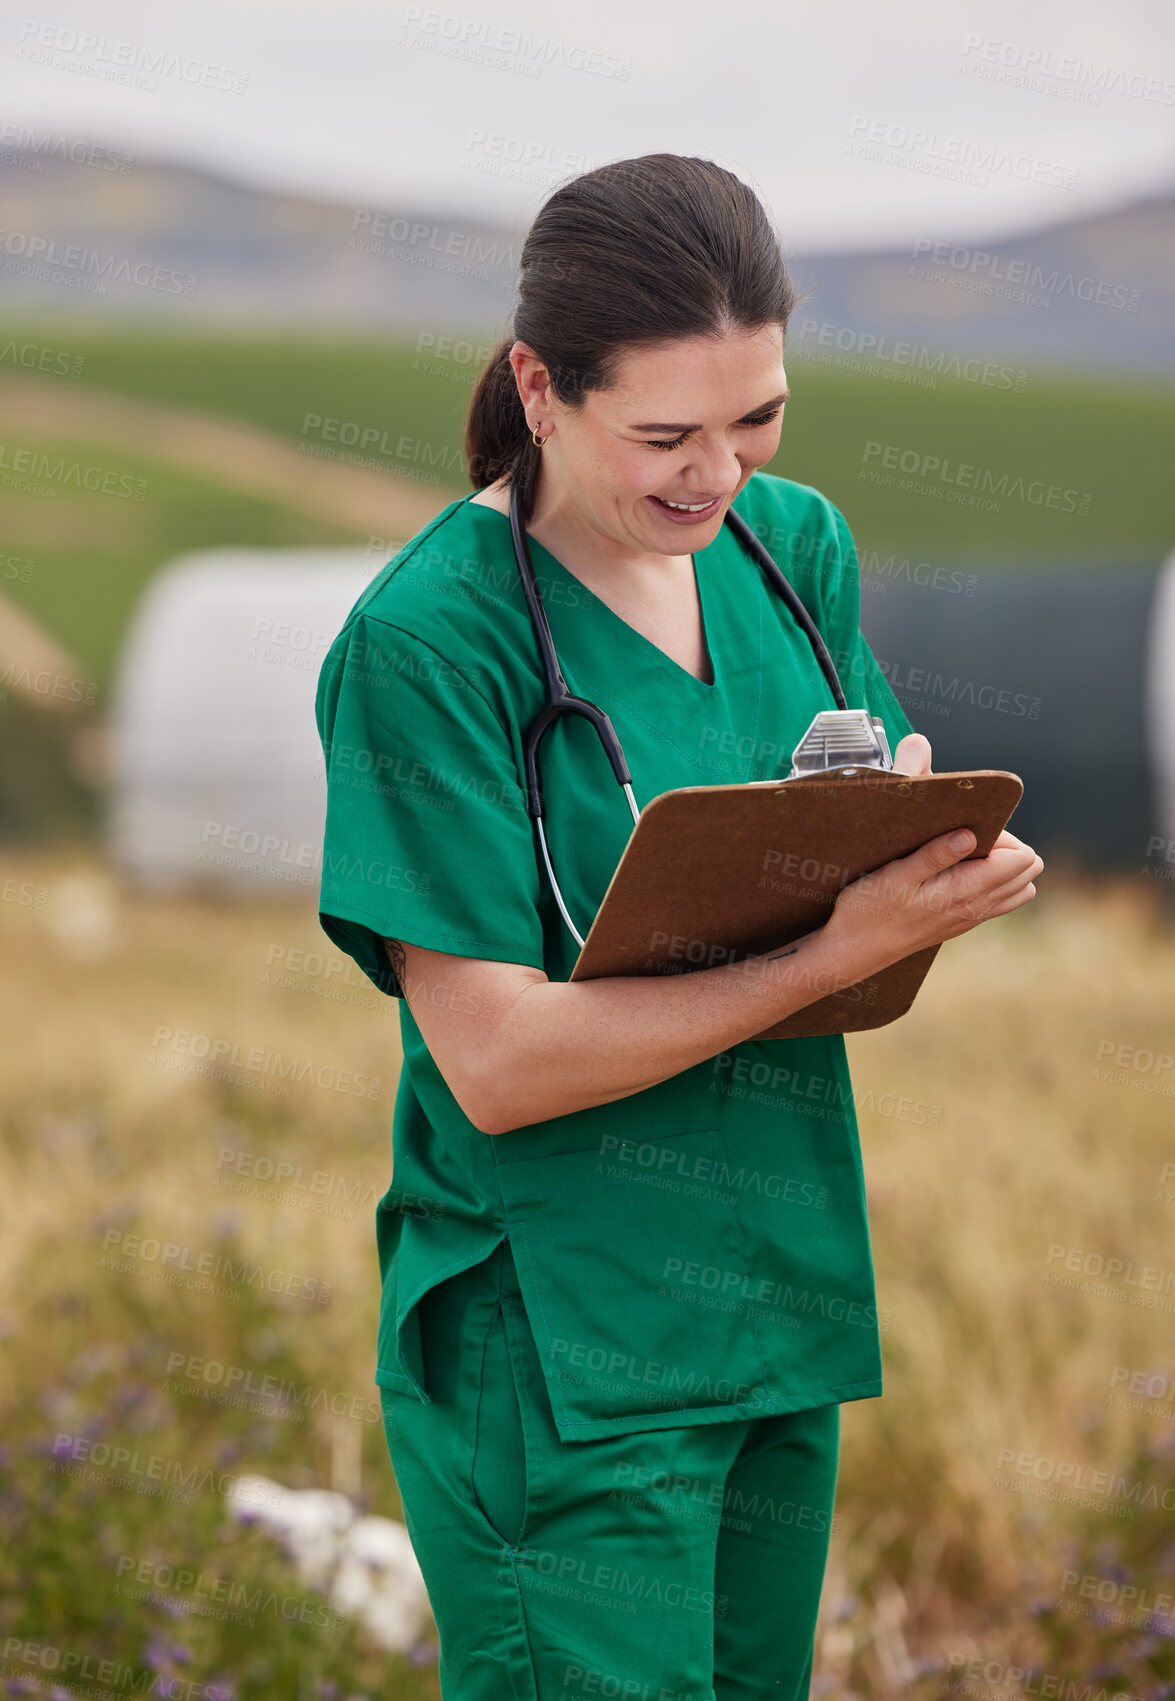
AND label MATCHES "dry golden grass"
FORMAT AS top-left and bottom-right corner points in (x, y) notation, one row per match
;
(3, 844), (1173, 1694)
(837, 870), (1175, 1683)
